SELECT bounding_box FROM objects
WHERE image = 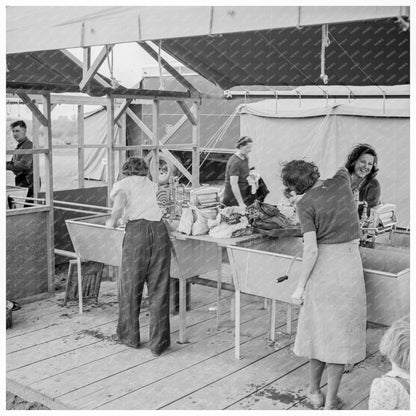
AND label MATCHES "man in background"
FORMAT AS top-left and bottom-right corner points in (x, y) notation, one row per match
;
(6, 120), (34, 205)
